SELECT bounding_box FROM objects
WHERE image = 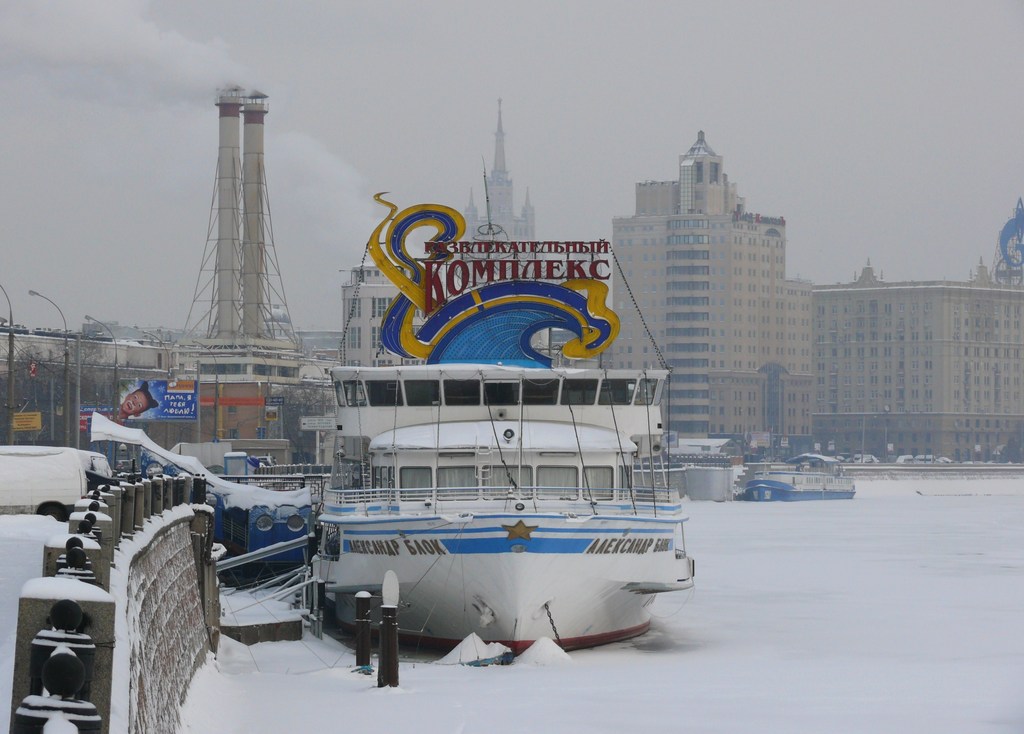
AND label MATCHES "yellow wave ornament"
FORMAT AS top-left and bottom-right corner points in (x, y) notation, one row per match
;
(560, 280), (620, 359)
(393, 282), (619, 362)
(366, 193), (465, 313)
(397, 297), (431, 359)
